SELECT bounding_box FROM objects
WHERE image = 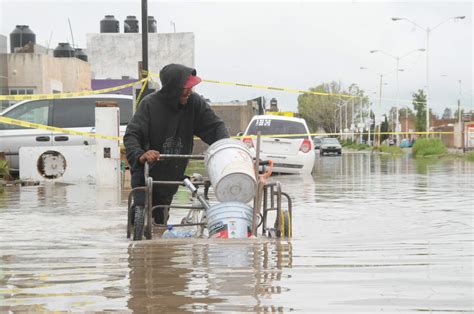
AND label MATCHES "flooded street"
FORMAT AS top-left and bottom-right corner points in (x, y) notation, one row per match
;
(1, 152), (473, 312)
